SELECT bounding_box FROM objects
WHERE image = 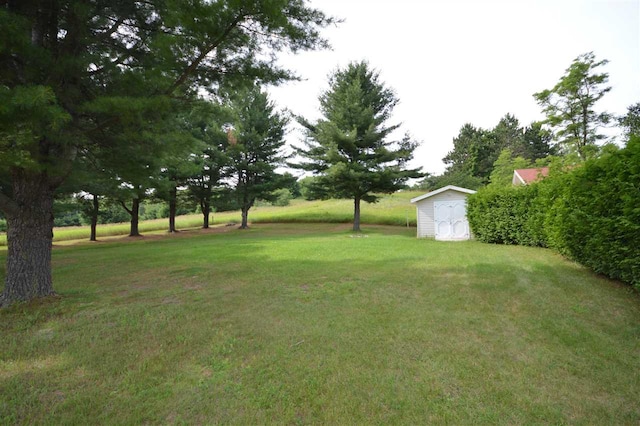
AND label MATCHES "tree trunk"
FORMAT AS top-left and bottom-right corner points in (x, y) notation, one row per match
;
(90, 193), (99, 241)
(168, 185), (177, 233)
(240, 206), (249, 229)
(130, 198), (141, 237)
(202, 201), (210, 229)
(1, 172), (56, 307)
(353, 196), (361, 232)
